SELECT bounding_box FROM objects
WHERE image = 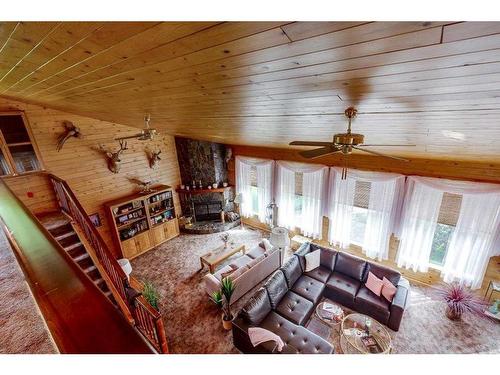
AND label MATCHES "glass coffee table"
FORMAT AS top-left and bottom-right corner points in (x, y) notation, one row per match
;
(340, 313), (392, 354)
(315, 301), (344, 328)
